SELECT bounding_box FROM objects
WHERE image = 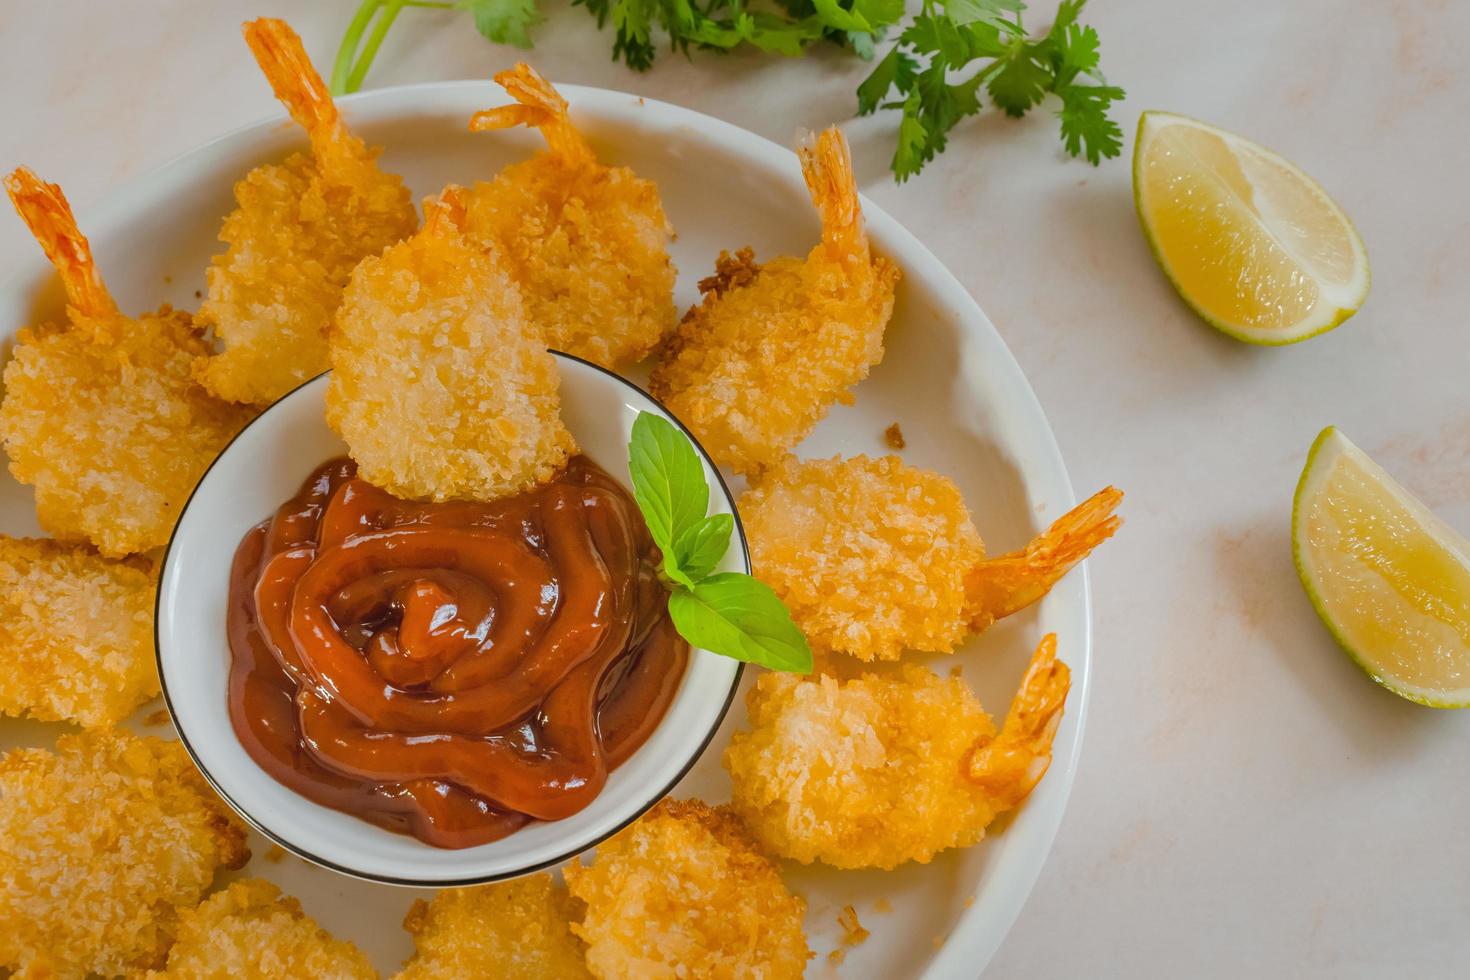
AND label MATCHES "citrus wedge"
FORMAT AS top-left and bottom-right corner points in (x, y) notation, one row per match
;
(1293, 427), (1470, 706)
(1134, 111), (1369, 344)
